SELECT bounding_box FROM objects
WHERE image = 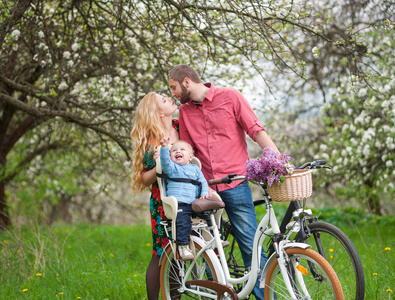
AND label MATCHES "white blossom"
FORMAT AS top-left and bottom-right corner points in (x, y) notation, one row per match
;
(312, 47), (320, 58)
(382, 100), (390, 108)
(386, 137), (395, 150)
(372, 118), (380, 127)
(321, 153), (329, 160)
(58, 81), (68, 90)
(11, 29), (21, 38)
(71, 43), (79, 52)
(63, 51), (71, 59)
(38, 31), (45, 38)
(358, 88), (367, 97)
(386, 160), (393, 167)
(320, 144), (328, 151)
(362, 145), (370, 156)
